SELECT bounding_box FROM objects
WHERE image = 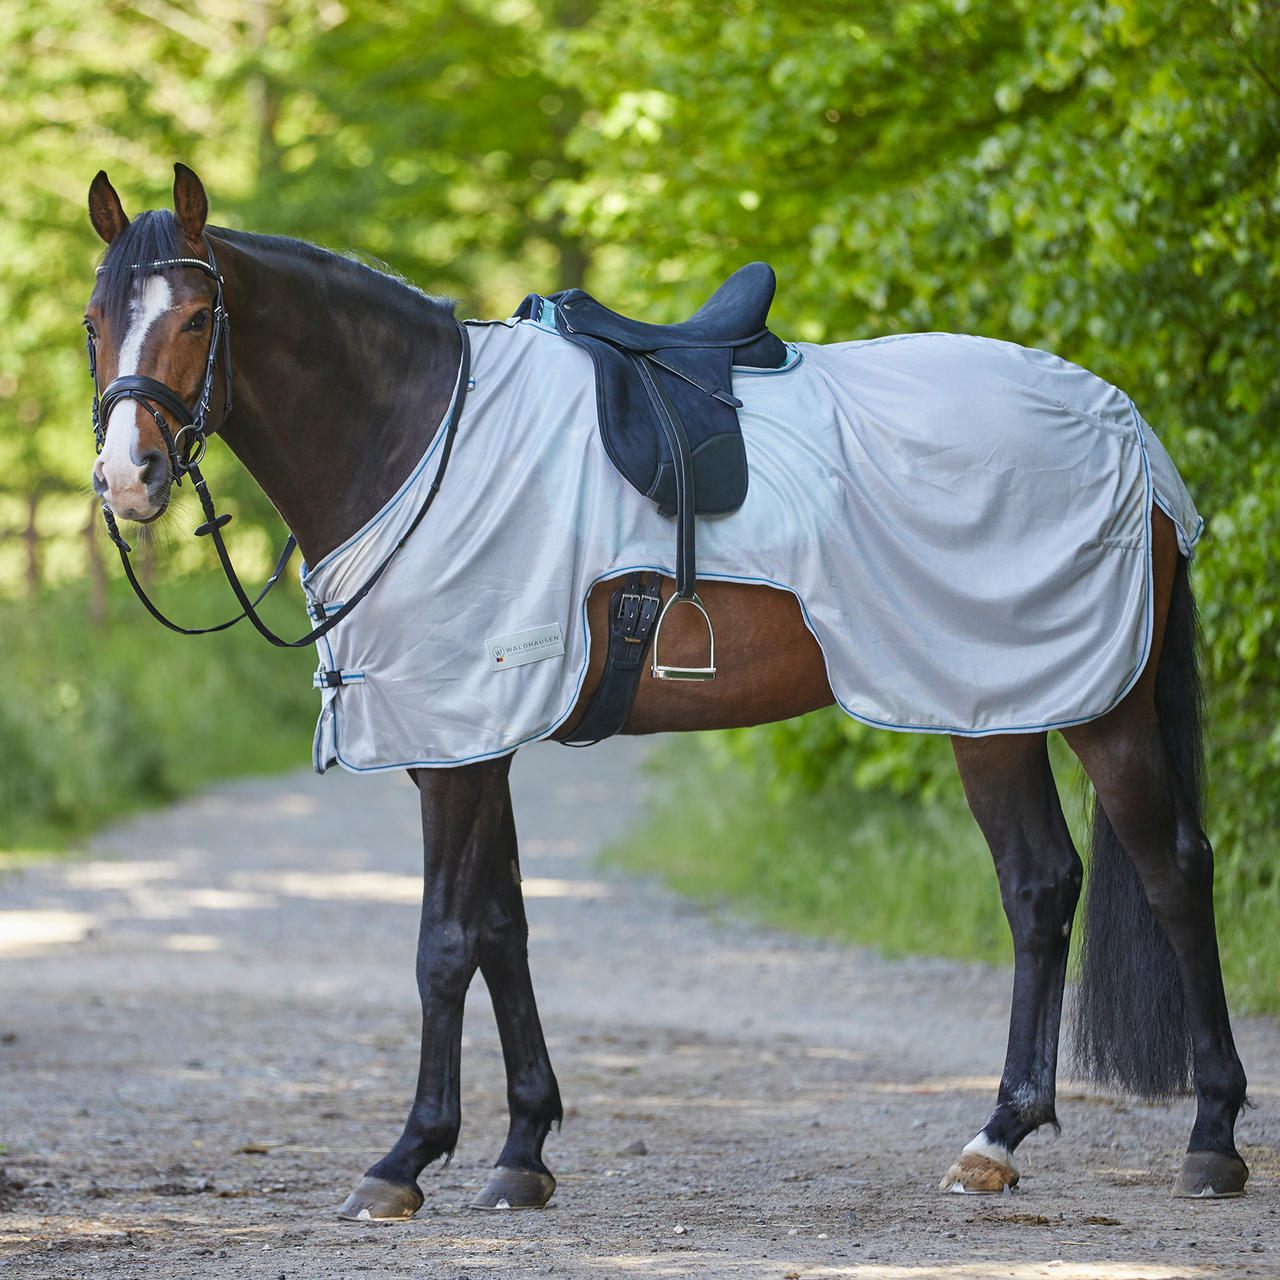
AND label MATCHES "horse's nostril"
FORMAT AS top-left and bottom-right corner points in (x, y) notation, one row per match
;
(91, 462), (108, 497)
(138, 449), (169, 492)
